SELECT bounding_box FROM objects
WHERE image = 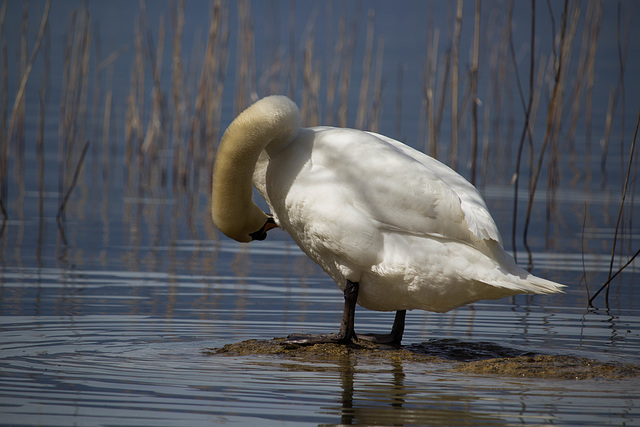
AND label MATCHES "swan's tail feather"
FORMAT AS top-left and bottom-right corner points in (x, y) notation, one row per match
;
(484, 270), (565, 297)
(479, 241), (565, 295)
(516, 274), (565, 294)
